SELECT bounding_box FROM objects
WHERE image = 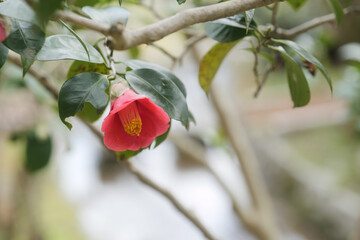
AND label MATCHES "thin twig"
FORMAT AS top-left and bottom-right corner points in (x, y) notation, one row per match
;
(172, 34), (206, 69)
(275, 6), (360, 39)
(254, 60), (282, 98)
(124, 159), (218, 240)
(271, 3), (278, 27)
(139, 1), (164, 20)
(7, 51), (105, 143)
(148, 43), (177, 62)
(7, 51), (59, 99)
